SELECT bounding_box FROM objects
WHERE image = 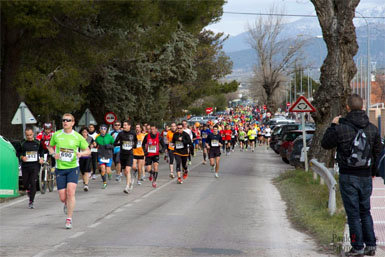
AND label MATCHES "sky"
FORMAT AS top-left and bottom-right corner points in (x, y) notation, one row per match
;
(205, 0), (385, 36)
